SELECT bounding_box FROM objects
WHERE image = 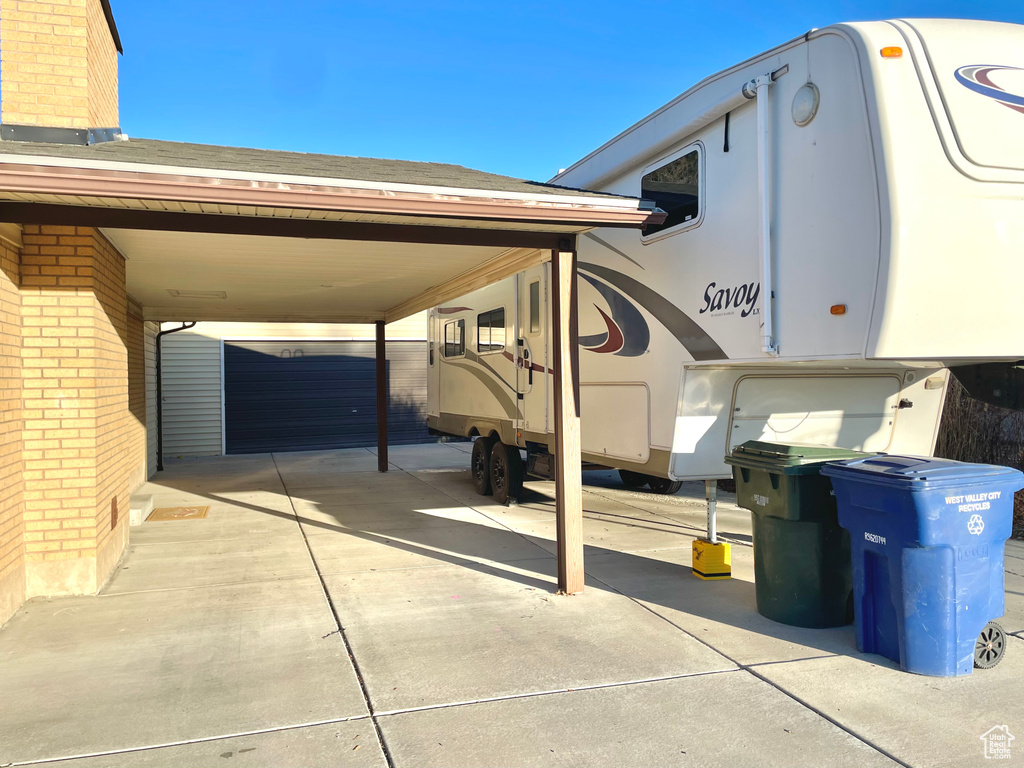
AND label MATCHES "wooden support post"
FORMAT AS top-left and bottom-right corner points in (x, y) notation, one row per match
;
(375, 320), (389, 473)
(551, 242), (584, 594)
